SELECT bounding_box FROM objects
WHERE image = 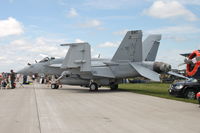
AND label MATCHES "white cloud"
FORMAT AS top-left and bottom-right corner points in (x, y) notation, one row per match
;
(39, 54), (49, 58)
(179, 0), (200, 5)
(10, 39), (32, 50)
(147, 25), (200, 34)
(75, 38), (85, 43)
(67, 8), (78, 17)
(147, 0), (200, 6)
(144, 1), (198, 21)
(96, 27), (106, 31)
(9, 0), (14, 3)
(0, 37), (68, 72)
(0, 56), (6, 60)
(84, 0), (139, 9)
(79, 19), (101, 28)
(146, 25), (200, 42)
(0, 17), (24, 38)
(163, 35), (188, 42)
(98, 41), (119, 47)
